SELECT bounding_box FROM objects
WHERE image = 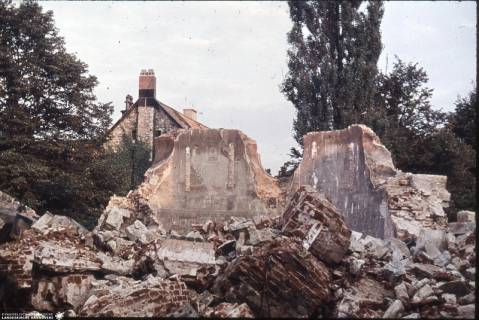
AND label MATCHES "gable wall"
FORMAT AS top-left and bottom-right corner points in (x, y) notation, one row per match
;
(104, 105), (184, 153)
(154, 107), (183, 134)
(104, 108), (138, 151)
